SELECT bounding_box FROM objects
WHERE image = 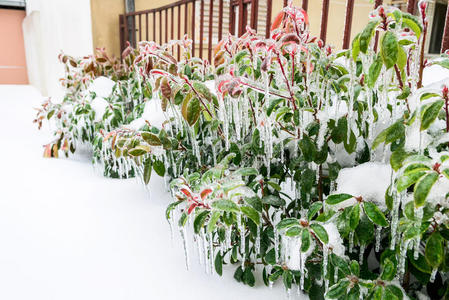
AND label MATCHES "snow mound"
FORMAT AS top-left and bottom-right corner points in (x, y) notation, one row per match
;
(89, 76), (116, 98)
(322, 223), (345, 257)
(90, 97), (109, 122)
(334, 162), (392, 210)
